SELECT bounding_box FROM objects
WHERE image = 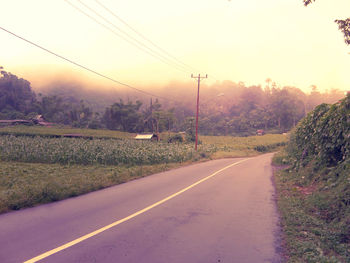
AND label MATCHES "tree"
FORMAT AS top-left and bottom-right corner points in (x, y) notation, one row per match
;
(270, 88), (305, 131)
(67, 100), (93, 128)
(38, 95), (66, 123)
(143, 99), (161, 133)
(303, 0), (350, 45)
(103, 100), (143, 132)
(0, 68), (37, 118)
